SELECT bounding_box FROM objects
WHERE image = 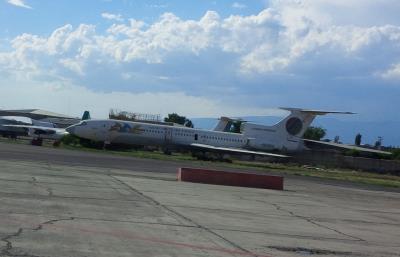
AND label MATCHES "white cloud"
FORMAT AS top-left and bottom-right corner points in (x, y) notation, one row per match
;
(59, 58), (85, 76)
(7, 0), (32, 9)
(1, 6), (400, 78)
(148, 4), (168, 9)
(381, 63), (400, 80)
(101, 12), (123, 22)
(1, 4), (400, 120)
(269, 0), (400, 27)
(0, 78), (279, 119)
(232, 2), (246, 9)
